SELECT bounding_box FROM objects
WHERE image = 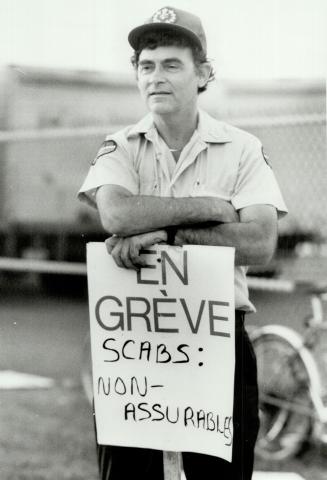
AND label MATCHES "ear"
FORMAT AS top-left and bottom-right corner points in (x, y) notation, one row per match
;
(197, 62), (212, 89)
